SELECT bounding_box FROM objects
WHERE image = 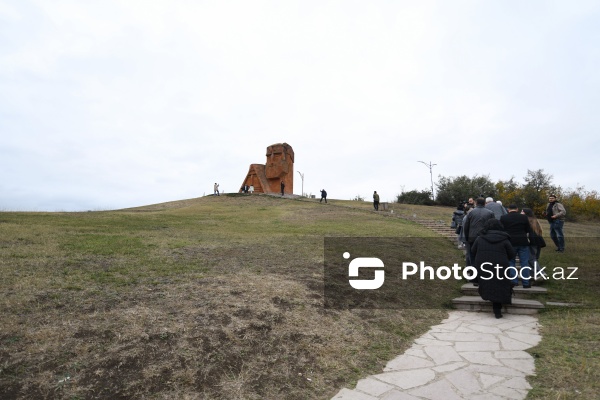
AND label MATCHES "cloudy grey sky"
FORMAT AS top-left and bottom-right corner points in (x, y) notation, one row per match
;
(1, 0), (599, 211)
